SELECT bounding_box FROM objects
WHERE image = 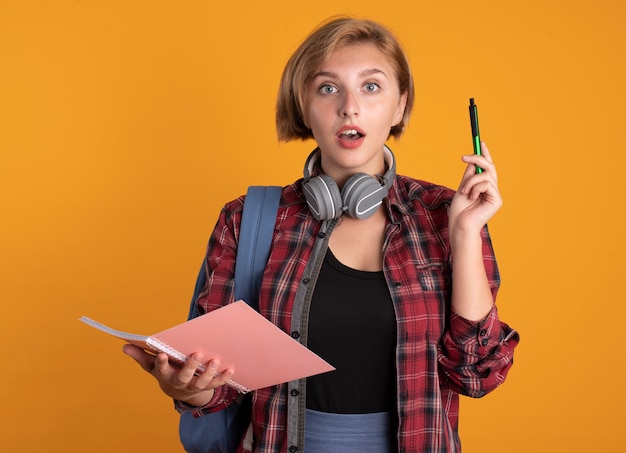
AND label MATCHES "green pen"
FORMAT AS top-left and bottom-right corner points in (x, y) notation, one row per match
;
(469, 98), (483, 174)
